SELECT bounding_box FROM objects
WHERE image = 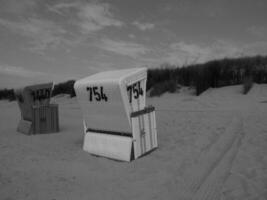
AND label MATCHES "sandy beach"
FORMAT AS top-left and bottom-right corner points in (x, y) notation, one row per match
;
(0, 84), (267, 200)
